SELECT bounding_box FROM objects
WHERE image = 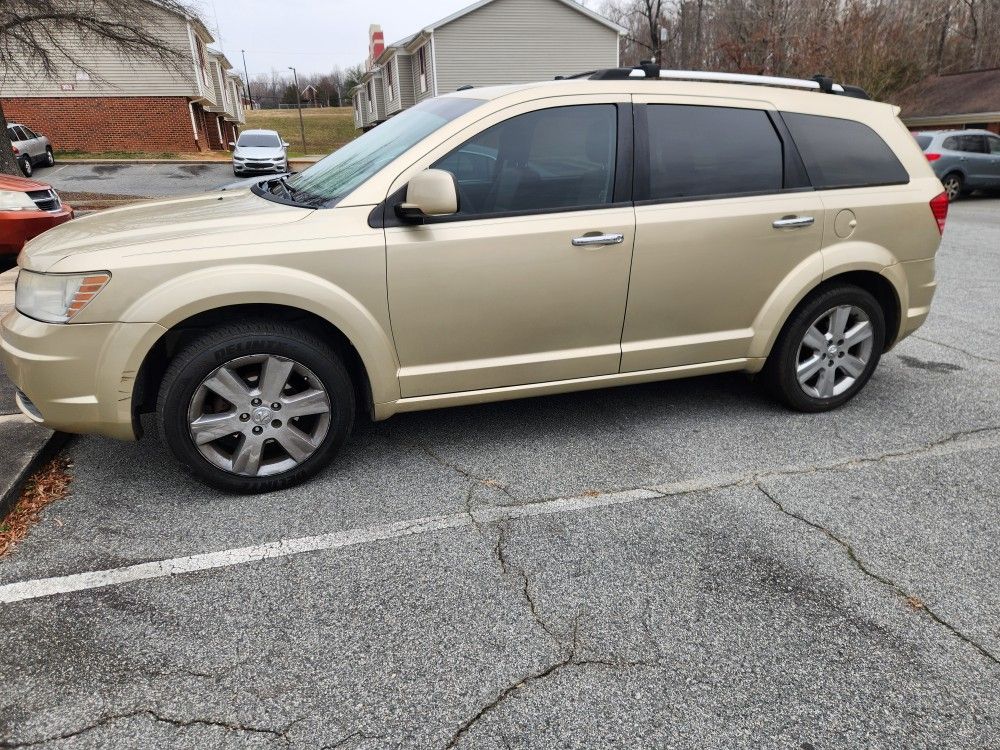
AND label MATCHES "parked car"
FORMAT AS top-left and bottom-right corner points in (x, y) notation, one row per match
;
(0, 173), (72, 257)
(6, 123), (55, 178)
(1, 67), (946, 494)
(913, 129), (1000, 200)
(231, 129), (289, 176)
